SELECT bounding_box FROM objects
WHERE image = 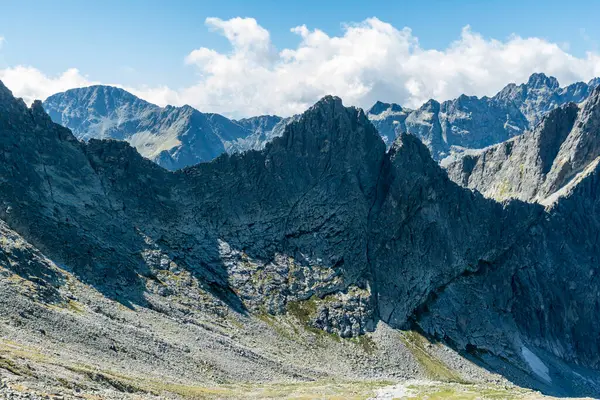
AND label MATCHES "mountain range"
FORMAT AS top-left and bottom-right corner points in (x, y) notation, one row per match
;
(443, 92), (600, 204)
(2, 76), (600, 398)
(367, 73), (600, 159)
(43, 73), (600, 171)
